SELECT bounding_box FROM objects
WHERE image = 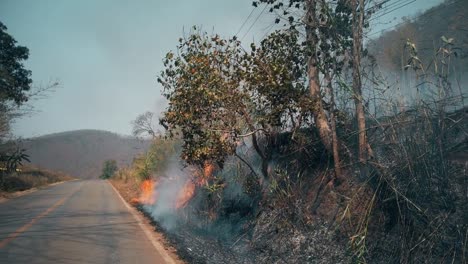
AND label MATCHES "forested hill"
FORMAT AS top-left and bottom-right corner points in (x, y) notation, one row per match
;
(368, 0), (468, 74)
(20, 130), (150, 179)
